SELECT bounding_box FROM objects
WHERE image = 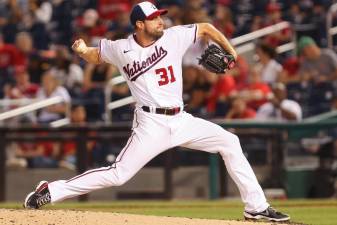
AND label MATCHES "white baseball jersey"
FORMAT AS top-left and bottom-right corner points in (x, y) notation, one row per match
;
(99, 24), (198, 108)
(48, 24), (269, 213)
